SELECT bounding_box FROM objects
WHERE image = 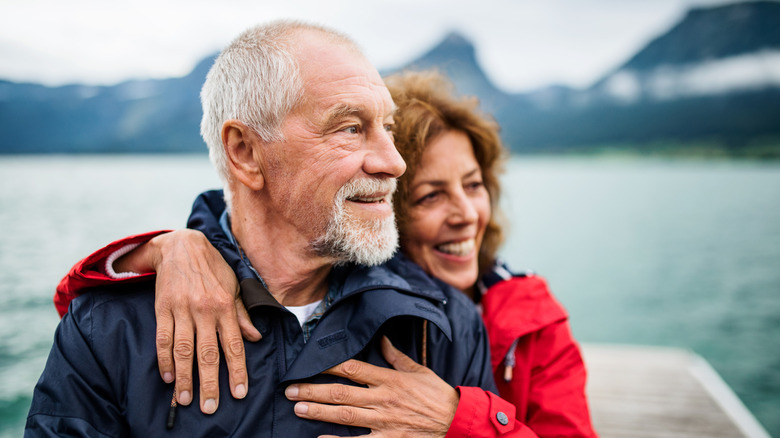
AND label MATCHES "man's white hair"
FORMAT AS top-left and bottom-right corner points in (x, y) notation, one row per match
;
(200, 20), (361, 210)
